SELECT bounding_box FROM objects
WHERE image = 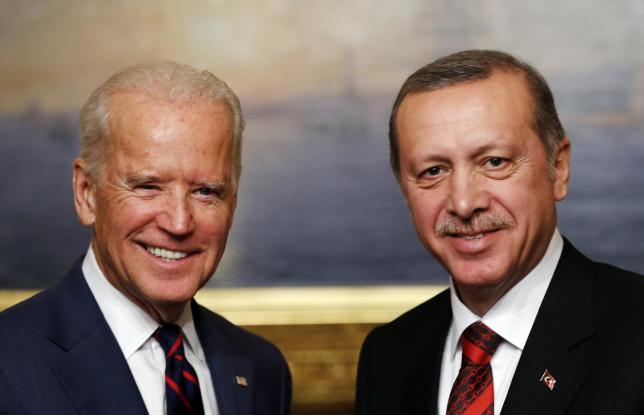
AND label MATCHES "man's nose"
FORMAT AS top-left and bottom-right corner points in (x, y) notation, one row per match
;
(446, 169), (489, 219)
(158, 193), (194, 236)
